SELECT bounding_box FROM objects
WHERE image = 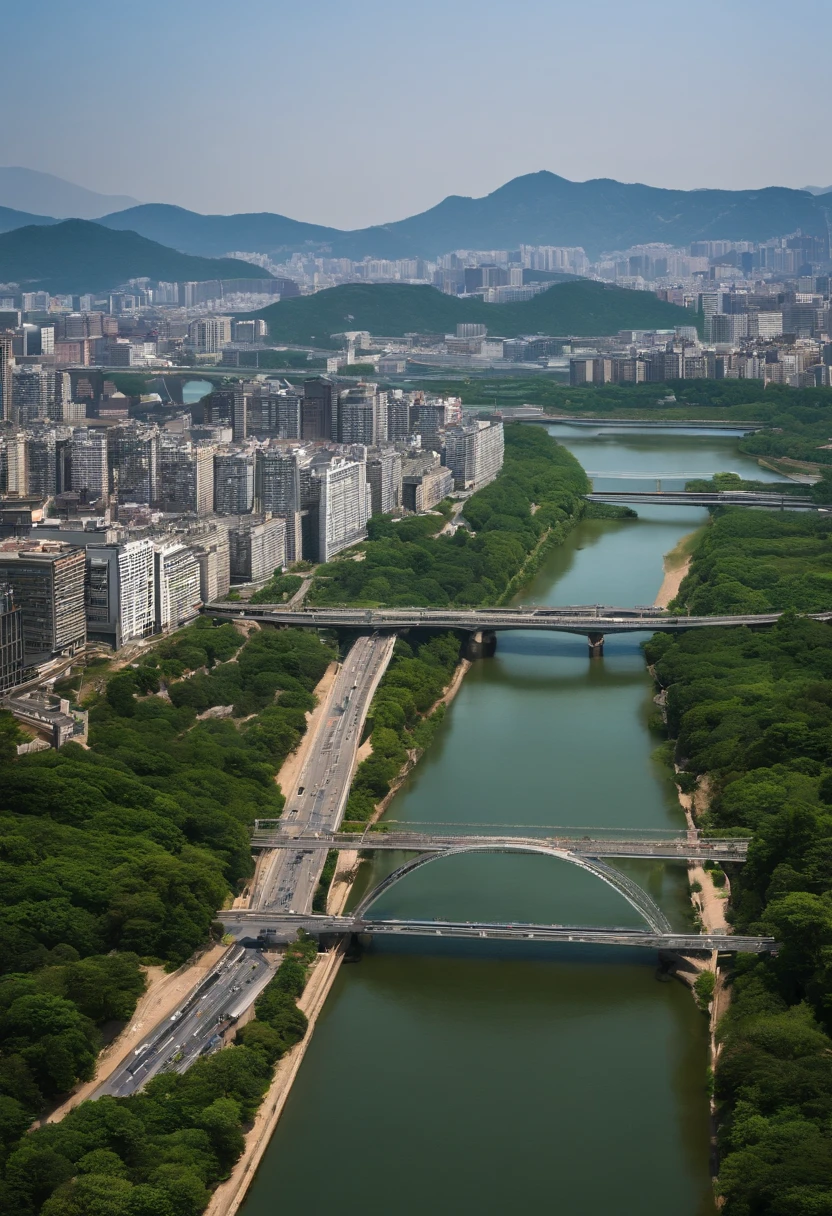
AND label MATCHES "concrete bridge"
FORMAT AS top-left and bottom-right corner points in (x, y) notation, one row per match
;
(587, 490), (818, 509)
(206, 603), (832, 657)
(222, 911), (776, 954)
